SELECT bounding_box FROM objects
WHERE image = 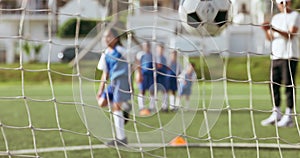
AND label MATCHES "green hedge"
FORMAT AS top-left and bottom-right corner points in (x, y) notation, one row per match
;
(0, 63), (104, 83)
(57, 18), (100, 38)
(189, 56), (271, 82)
(0, 63), (73, 82)
(3, 56), (300, 83)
